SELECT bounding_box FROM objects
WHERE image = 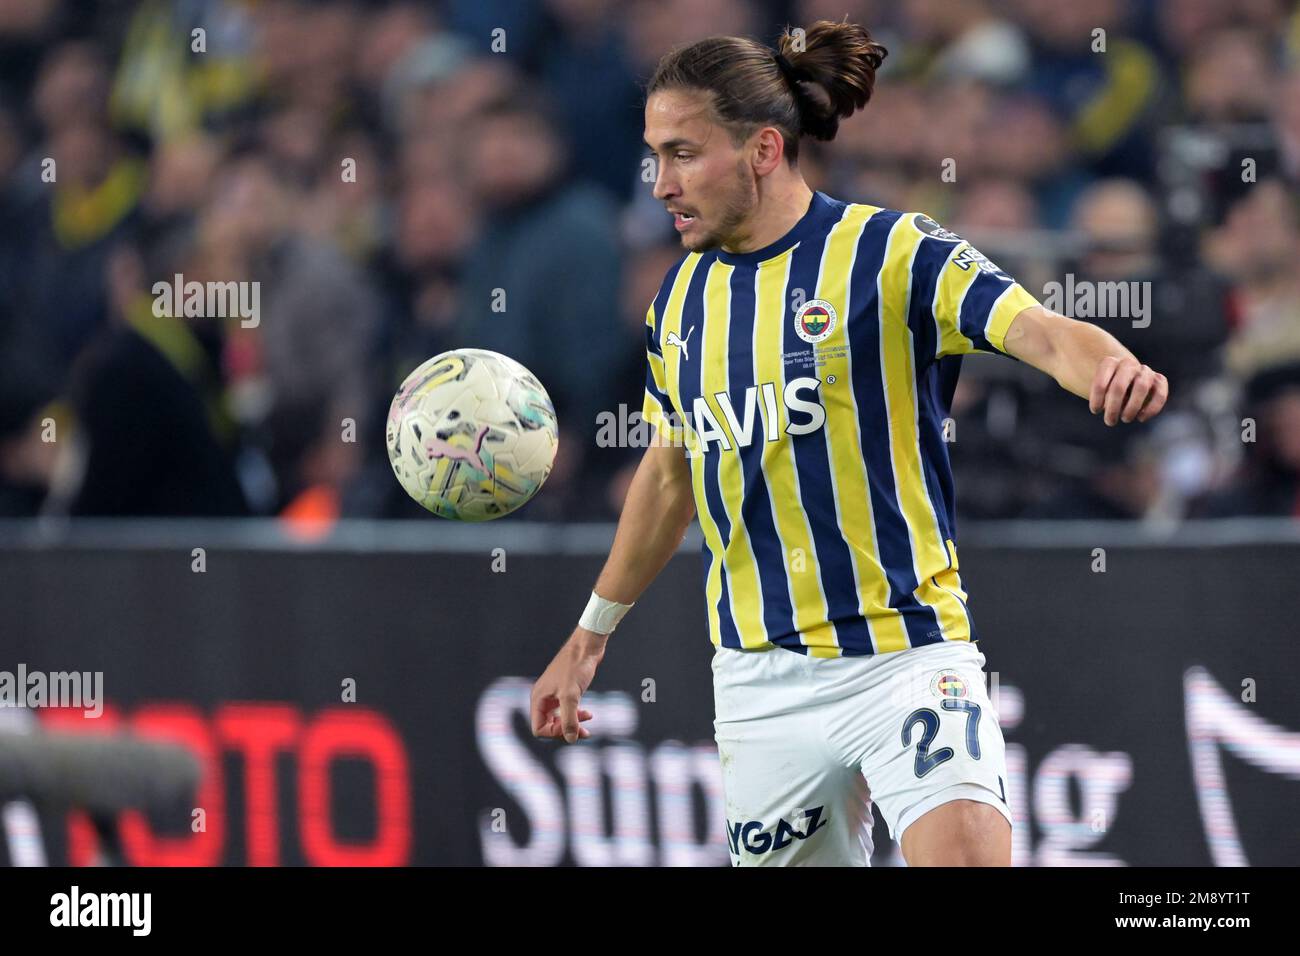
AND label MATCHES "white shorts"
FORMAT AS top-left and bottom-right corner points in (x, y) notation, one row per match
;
(712, 639), (1012, 866)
